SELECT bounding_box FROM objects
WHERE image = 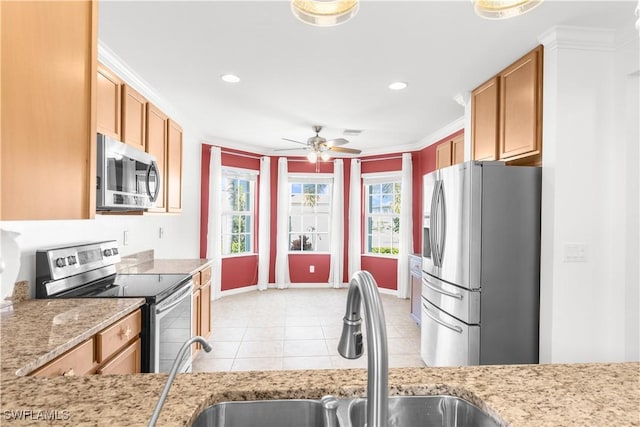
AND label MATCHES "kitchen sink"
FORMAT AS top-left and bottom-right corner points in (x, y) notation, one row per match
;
(347, 395), (500, 427)
(191, 399), (329, 427)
